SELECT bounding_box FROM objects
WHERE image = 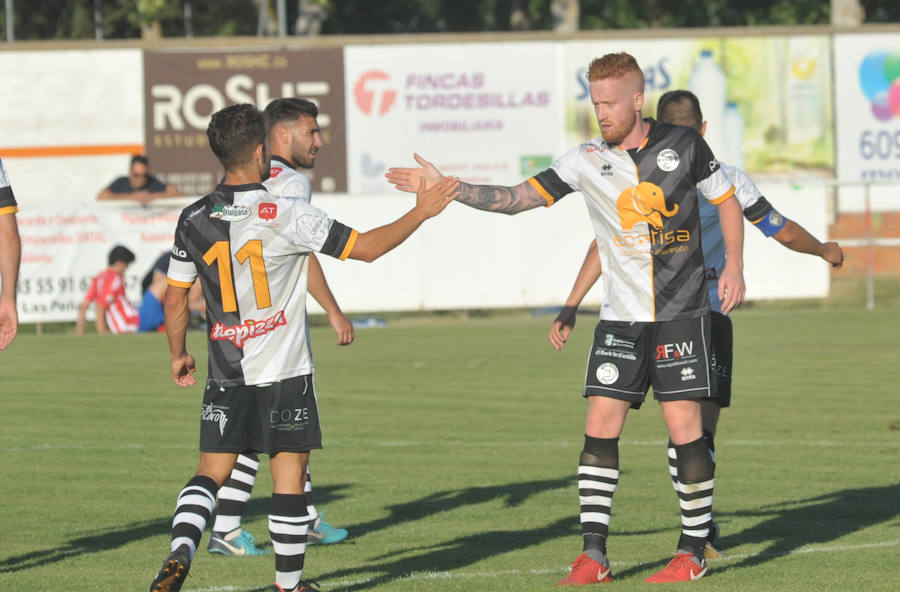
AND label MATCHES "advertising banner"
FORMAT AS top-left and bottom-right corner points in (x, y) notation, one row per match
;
(562, 36), (833, 177)
(16, 203), (184, 323)
(343, 41), (562, 193)
(144, 48), (347, 197)
(834, 33), (900, 211)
